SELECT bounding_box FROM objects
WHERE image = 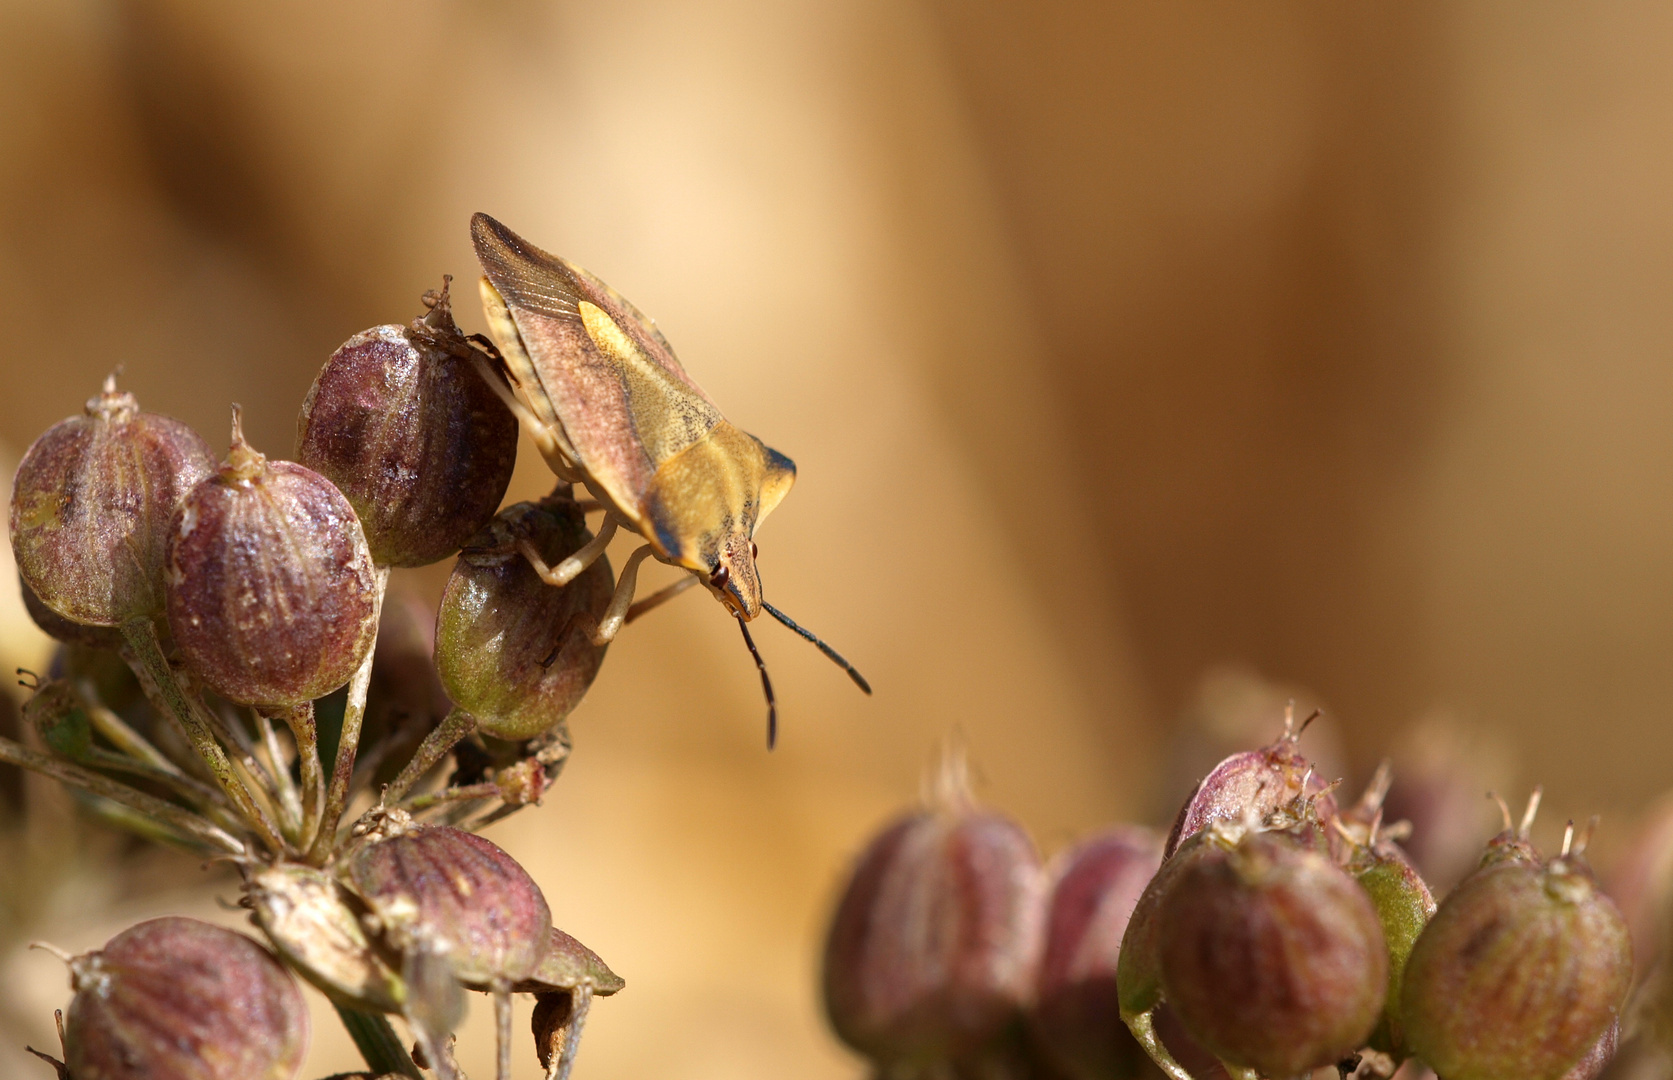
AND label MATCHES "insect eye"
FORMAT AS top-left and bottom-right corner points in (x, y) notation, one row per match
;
(750, 541), (758, 560)
(710, 564), (730, 590)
